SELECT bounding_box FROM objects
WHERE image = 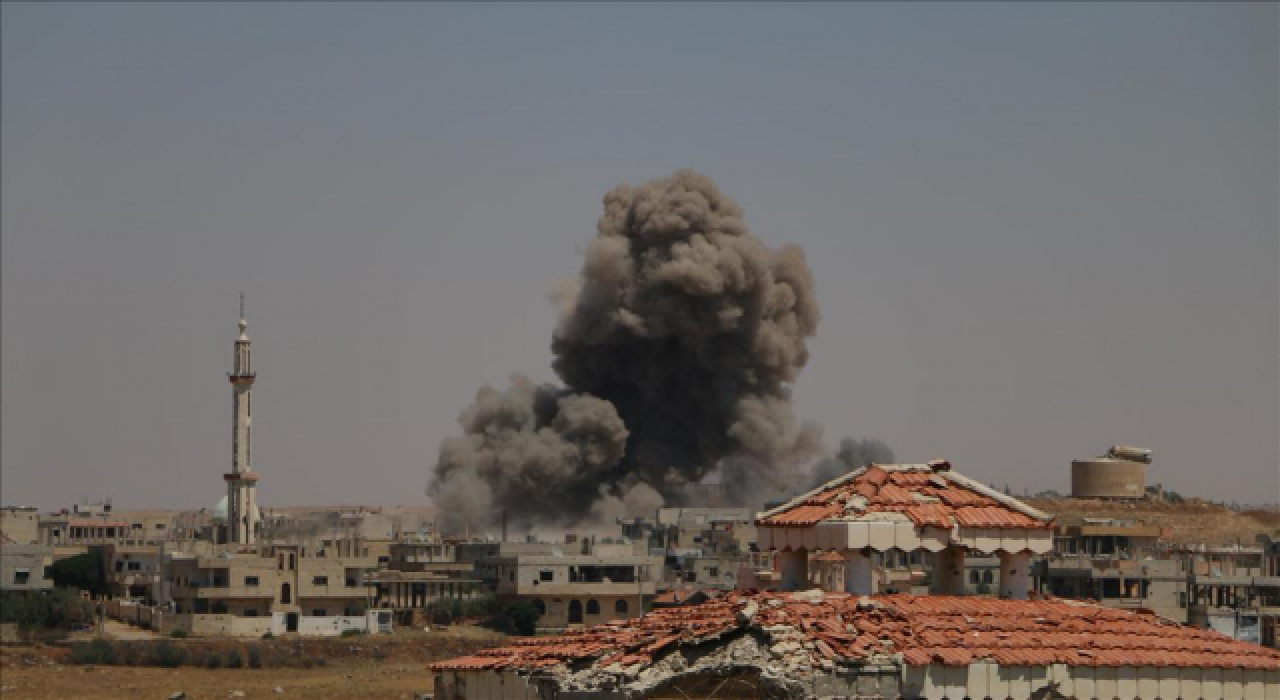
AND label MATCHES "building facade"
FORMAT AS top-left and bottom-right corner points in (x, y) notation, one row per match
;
(0, 543), (54, 592)
(158, 541), (382, 637)
(466, 539), (661, 631)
